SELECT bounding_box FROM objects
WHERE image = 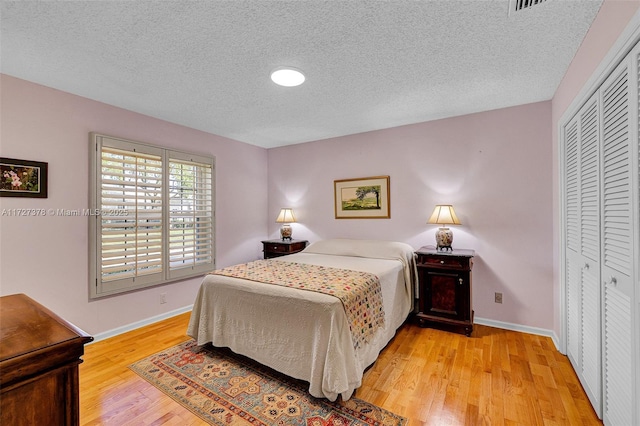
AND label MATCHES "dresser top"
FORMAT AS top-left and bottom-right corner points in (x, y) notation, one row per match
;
(0, 293), (92, 362)
(416, 245), (475, 257)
